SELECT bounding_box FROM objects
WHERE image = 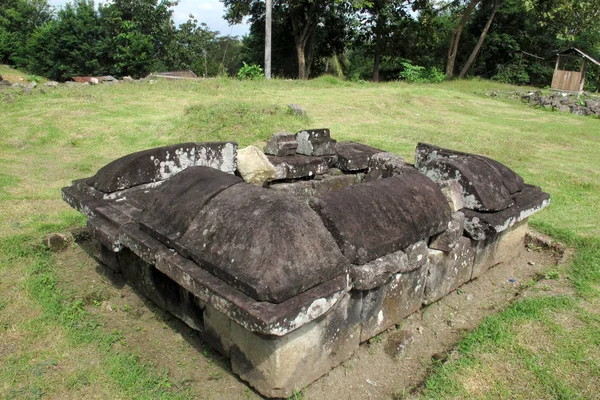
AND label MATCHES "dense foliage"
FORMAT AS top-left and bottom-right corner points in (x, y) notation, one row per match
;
(0, 0), (244, 80)
(0, 0), (598, 88)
